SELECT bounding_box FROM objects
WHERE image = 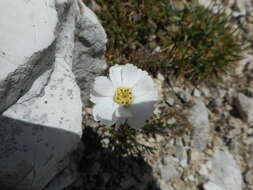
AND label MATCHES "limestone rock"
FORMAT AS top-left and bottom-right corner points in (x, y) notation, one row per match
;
(173, 87), (192, 103)
(234, 93), (253, 124)
(198, 0), (213, 8)
(204, 149), (243, 190)
(235, 54), (253, 75)
(159, 181), (173, 190)
(199, 161), (212, 179)
(186, 99), (210, 151)
(203, 182), (223, 190)
(73, 2), (107, 104)
(0, 0), (107, 189)
(235, 0), (253, 15)
(159, 156), (179, 181)
(0, 0), (58, 114)
(175, 139), (188, 168)
(198, 0), (224, 13)
(245, 169), (253, 185)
